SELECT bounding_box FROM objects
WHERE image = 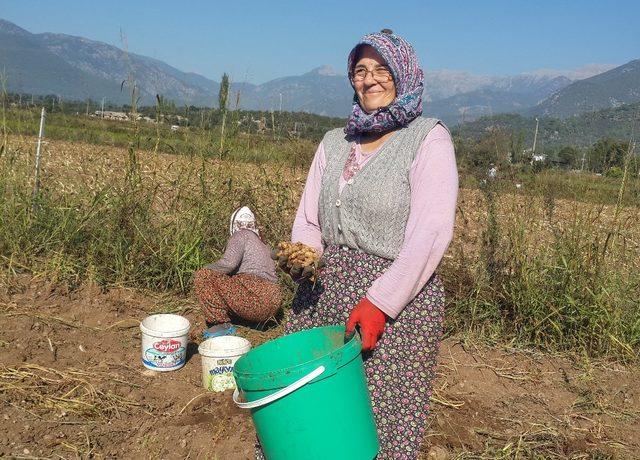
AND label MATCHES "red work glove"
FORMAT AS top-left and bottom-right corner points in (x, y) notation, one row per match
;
(345, 297), (388, 351)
